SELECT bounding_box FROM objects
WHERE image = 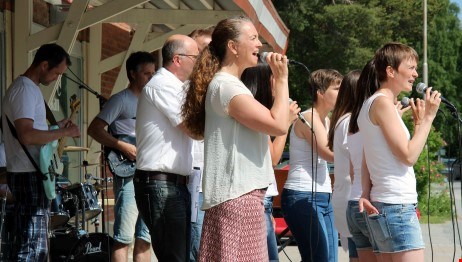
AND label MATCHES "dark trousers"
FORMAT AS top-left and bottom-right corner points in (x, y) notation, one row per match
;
(134, 173), (191, 262)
